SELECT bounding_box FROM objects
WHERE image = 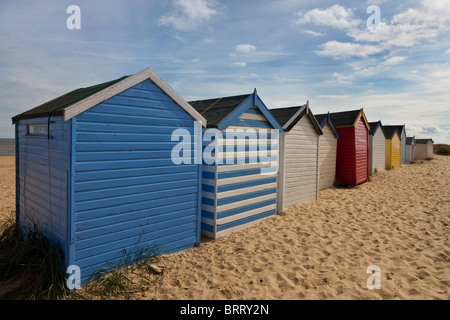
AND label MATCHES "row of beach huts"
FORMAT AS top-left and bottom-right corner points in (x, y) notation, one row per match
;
(11, 68), (435, 286)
